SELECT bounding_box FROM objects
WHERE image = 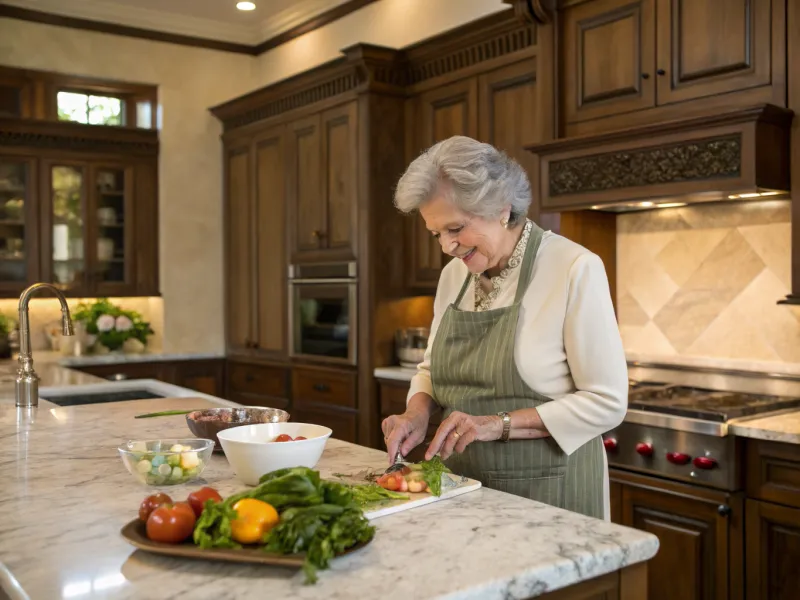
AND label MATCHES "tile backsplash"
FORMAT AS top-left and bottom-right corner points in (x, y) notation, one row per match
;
(617, 200), (800, 369)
